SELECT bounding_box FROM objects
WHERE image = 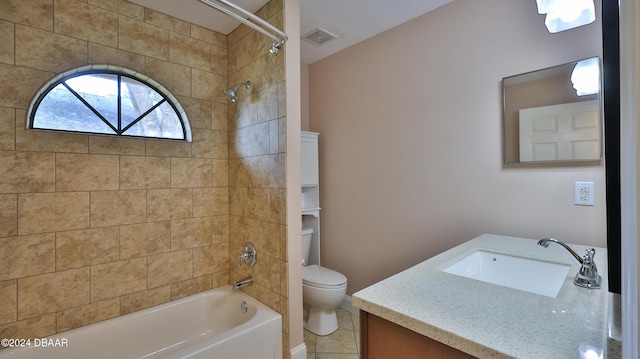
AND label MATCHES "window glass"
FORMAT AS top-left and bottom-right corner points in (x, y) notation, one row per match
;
(124, 101), (185, 139)
(28, 66), (191, 141)
(33, 83), (115, 134)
